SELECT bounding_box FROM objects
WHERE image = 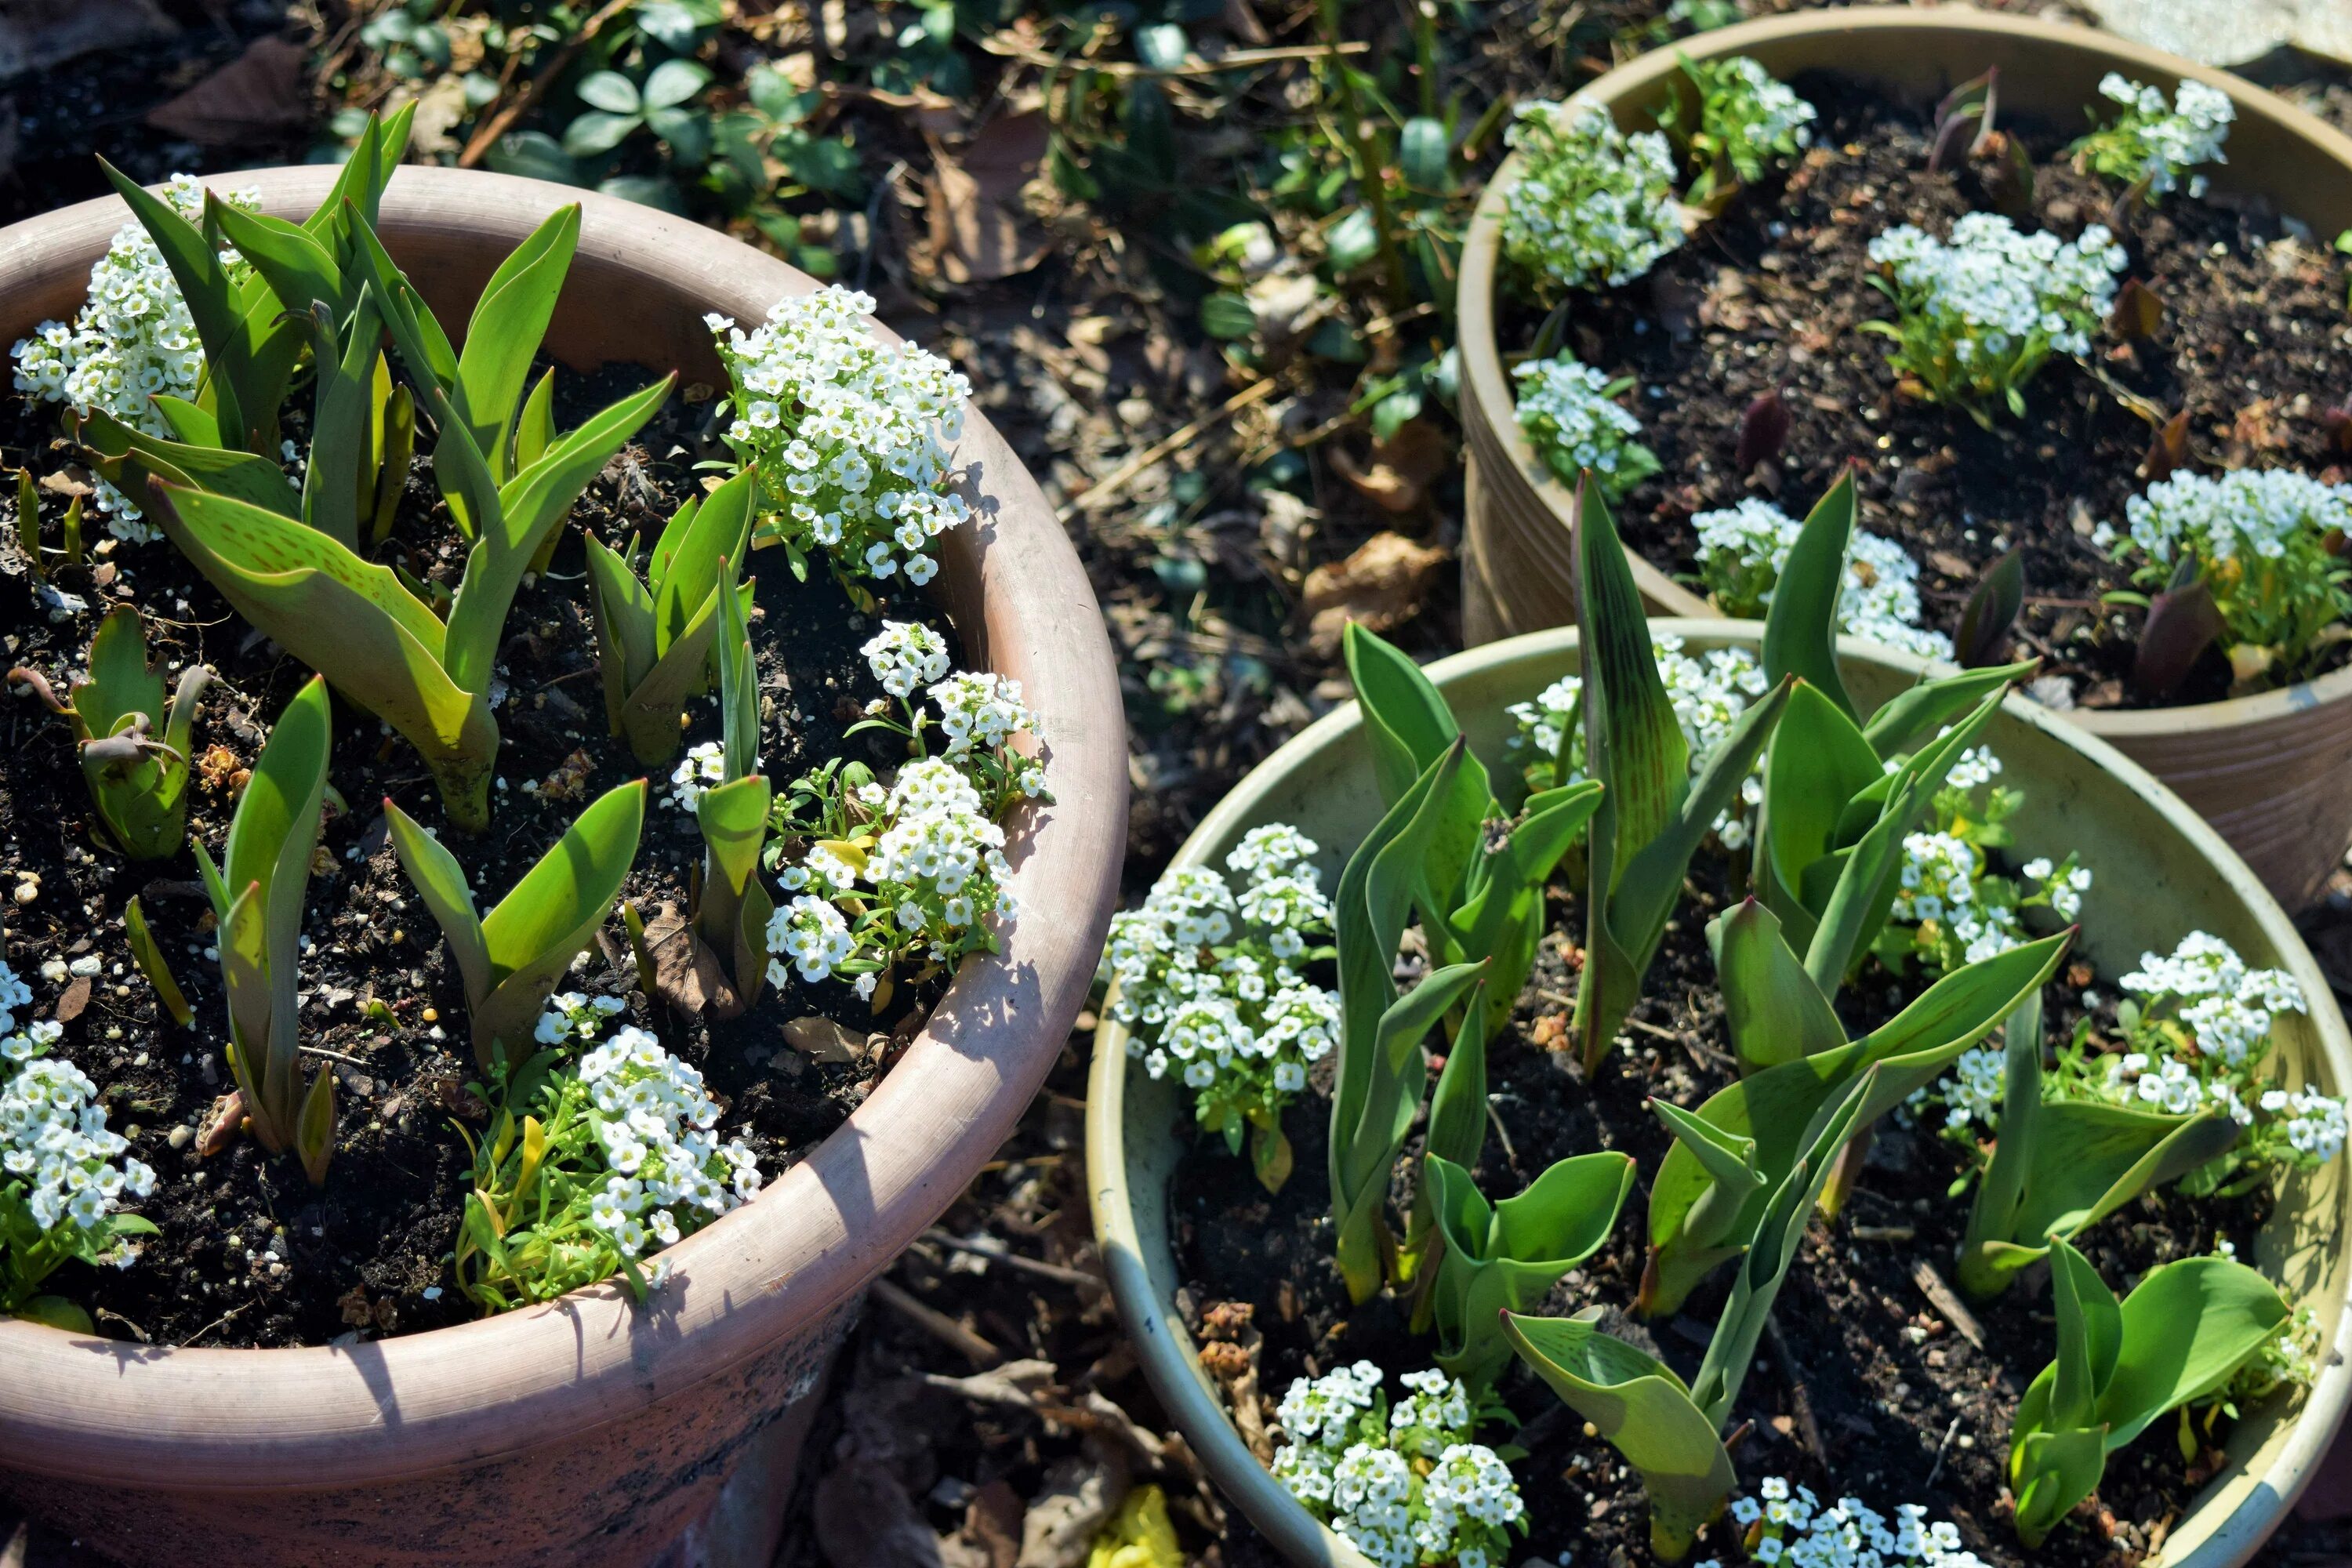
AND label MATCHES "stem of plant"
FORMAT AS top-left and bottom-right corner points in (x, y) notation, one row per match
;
(1316, 0), (1410, 309)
